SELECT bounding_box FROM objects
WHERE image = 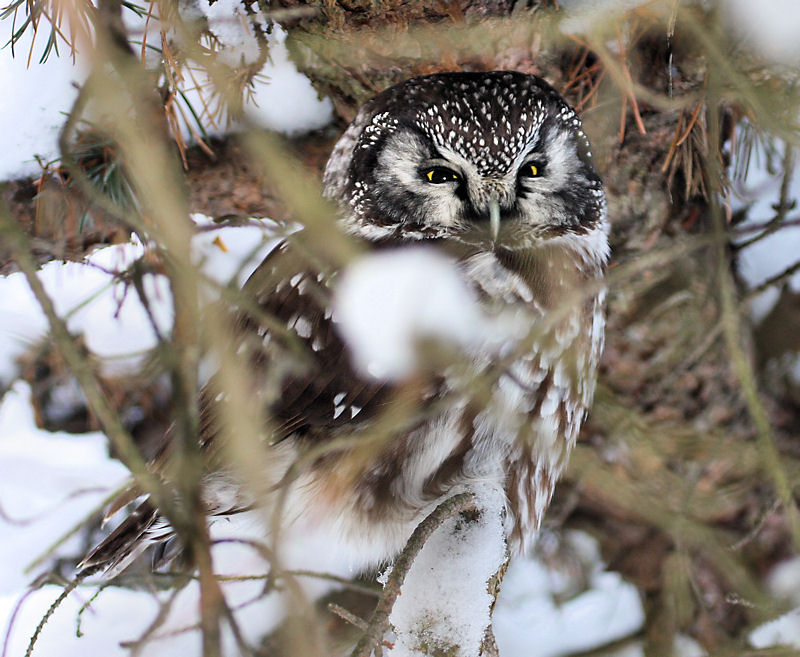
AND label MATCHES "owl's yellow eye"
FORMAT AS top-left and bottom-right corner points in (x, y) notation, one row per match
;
(424, 166), (460, 184)
(520, 162), (544, 178)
